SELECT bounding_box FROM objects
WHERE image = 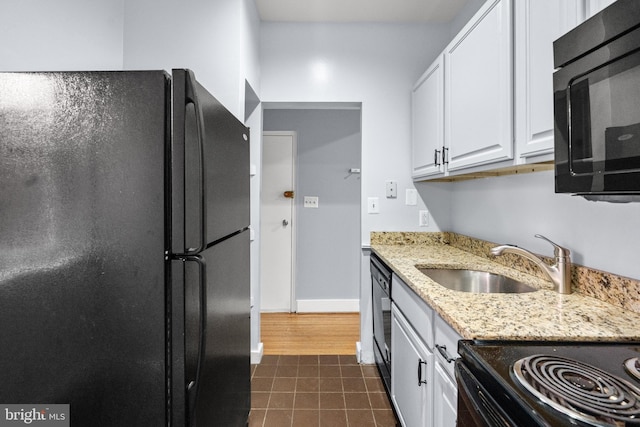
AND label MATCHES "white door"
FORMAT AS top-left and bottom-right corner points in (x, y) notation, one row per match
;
(260, 132), (296, 312)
